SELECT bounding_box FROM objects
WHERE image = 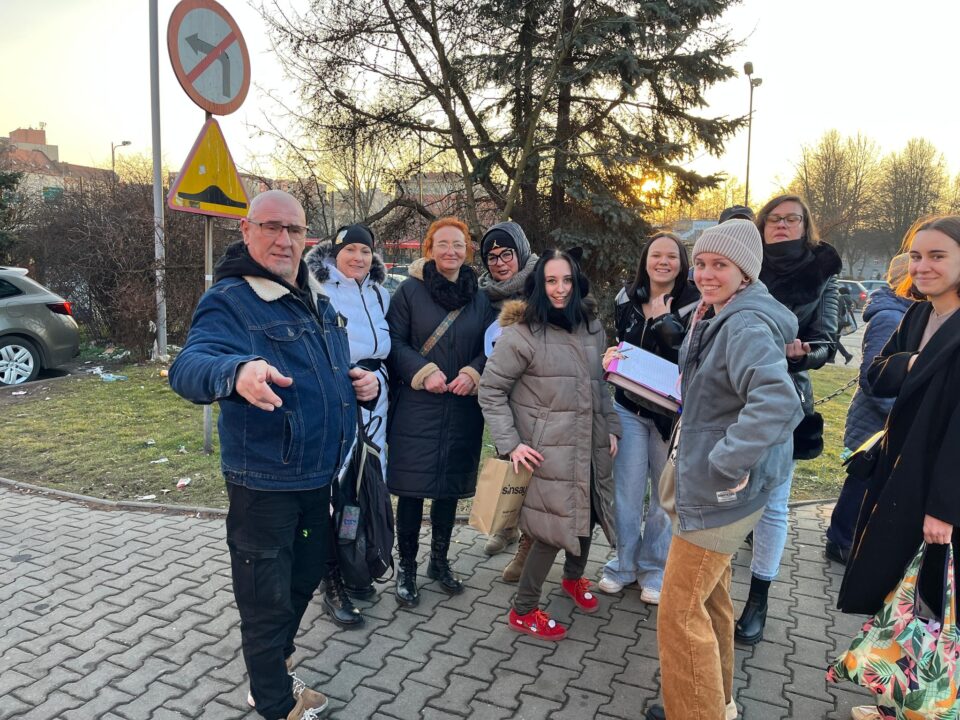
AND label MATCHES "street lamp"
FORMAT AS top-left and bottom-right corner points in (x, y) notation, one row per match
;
(743, 62), (762, 207)
(111, 140), (131, 183)
(418, 119), (435, 247)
